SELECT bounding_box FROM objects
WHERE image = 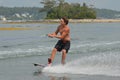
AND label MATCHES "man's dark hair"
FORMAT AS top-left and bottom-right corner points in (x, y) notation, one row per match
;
(62, 17), (69, 25)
